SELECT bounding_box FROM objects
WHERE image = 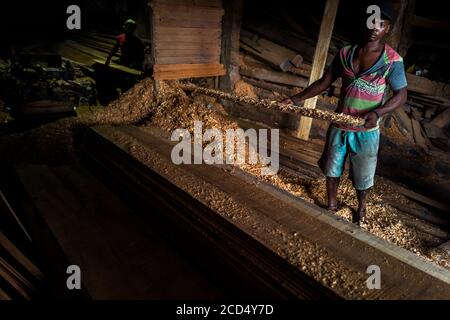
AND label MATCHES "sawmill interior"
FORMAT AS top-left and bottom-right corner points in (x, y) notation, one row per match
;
(0, 0), (450, 303)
